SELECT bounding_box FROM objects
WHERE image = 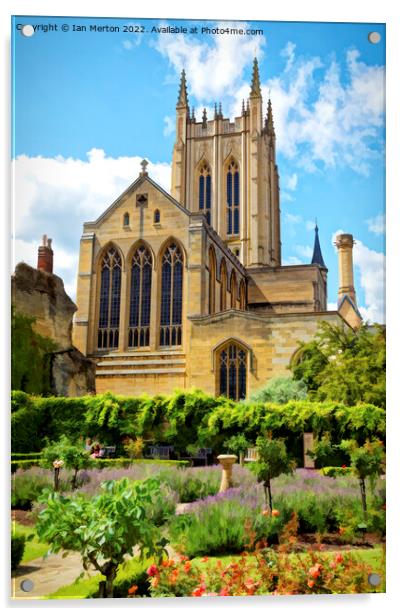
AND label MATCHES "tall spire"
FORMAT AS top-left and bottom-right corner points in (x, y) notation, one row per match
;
(265, 98), (275, 135)
(311, 222), (326, 268)
(250, 57), (262, 97)
(177, 69), (189, 109)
